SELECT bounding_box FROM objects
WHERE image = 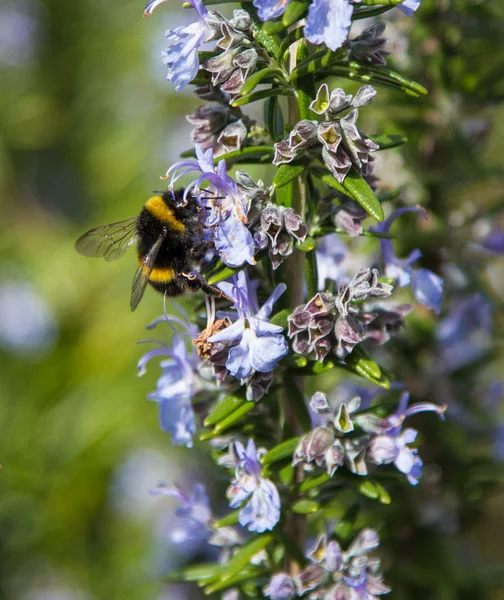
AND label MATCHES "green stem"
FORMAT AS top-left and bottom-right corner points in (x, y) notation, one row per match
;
(282, 39), (308, 578)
